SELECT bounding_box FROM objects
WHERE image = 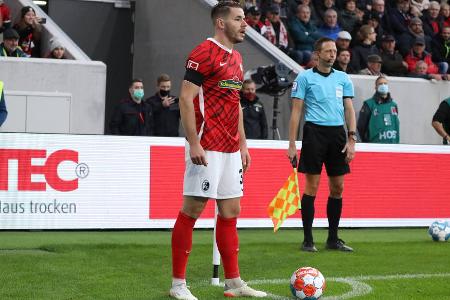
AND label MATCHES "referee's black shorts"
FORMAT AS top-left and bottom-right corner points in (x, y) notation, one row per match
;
(299, 122), (350, 176)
